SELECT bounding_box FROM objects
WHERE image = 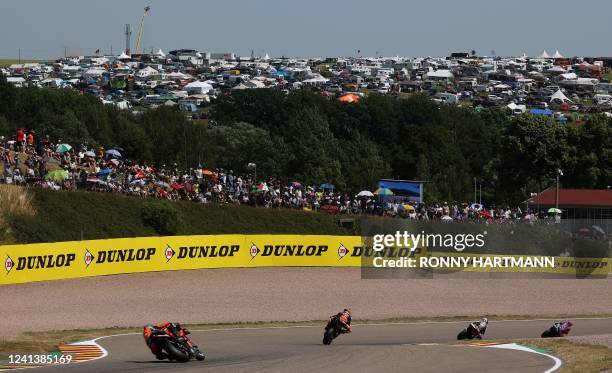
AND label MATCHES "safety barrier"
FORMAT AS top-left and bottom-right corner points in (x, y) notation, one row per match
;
(1, 235), (609, 284)
(1, 235), (363, 284)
